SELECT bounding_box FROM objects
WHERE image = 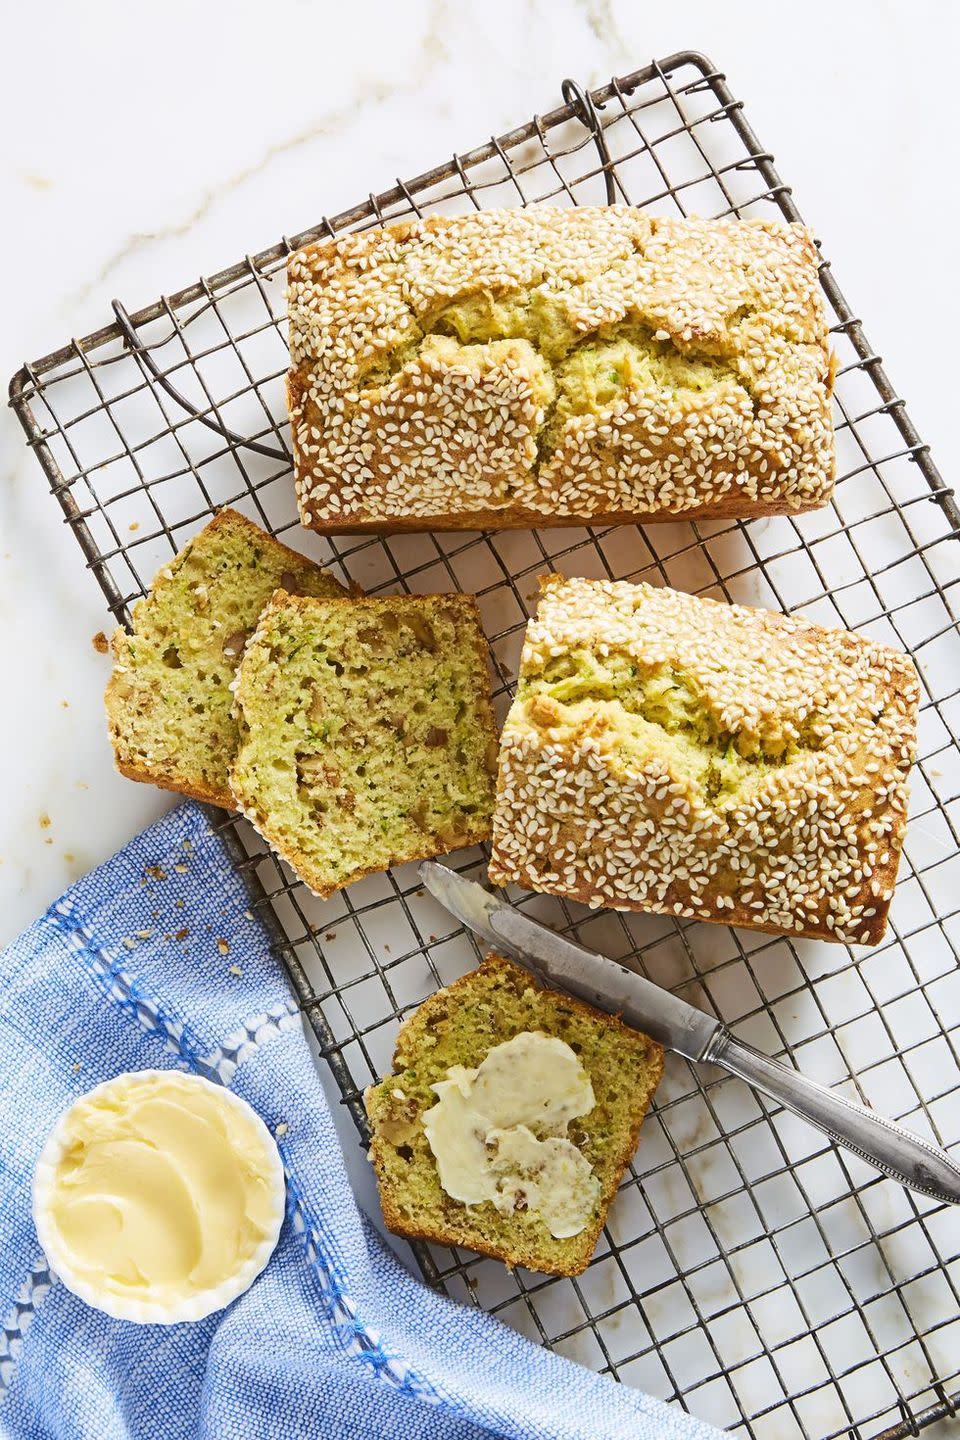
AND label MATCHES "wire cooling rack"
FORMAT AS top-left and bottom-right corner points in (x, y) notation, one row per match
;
(10, 51), (960, 1440)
